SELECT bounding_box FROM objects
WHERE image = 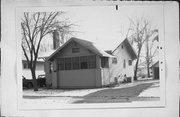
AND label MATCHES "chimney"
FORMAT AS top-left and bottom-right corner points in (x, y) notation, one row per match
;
(53, 30), (60, 50)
